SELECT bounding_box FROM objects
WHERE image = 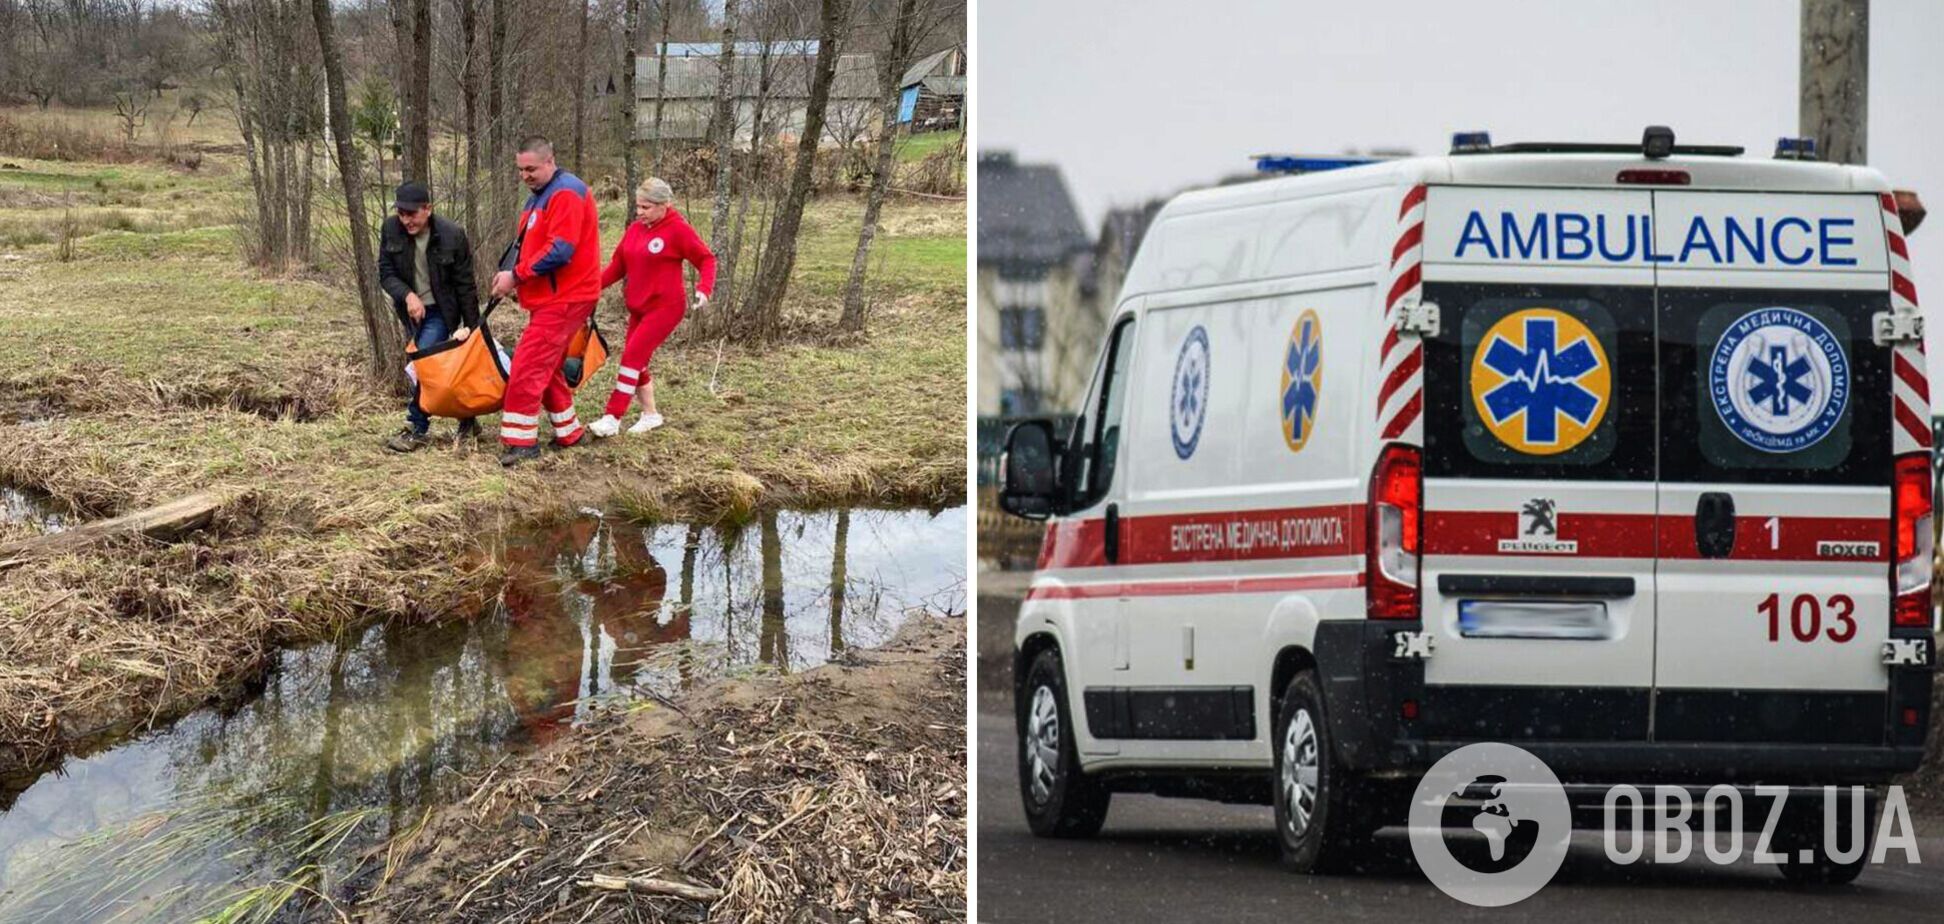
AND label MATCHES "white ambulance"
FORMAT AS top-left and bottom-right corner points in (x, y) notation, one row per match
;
(997, 128), (1935, 881)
